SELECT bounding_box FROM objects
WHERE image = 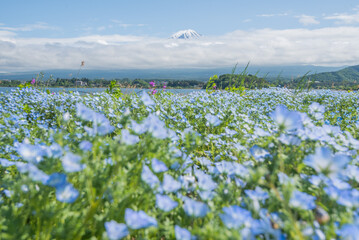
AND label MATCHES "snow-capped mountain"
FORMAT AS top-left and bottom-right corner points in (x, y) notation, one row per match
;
(170, 29), (201, 39)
